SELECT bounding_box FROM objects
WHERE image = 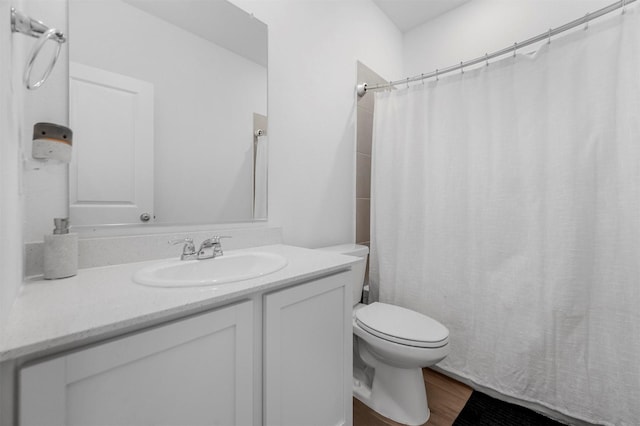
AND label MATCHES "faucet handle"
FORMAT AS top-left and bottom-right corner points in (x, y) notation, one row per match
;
(169, 238), (197, 260)
(169, 237), (194, 246)
(169, 238), (196, 252)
